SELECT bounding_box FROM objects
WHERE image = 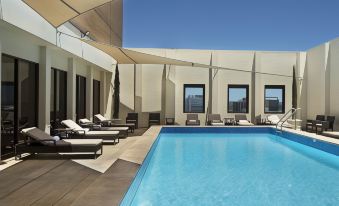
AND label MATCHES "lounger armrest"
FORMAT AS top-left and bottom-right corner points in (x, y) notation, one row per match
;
(26, 139), (57, 146)
(73, 129), (86, 135)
